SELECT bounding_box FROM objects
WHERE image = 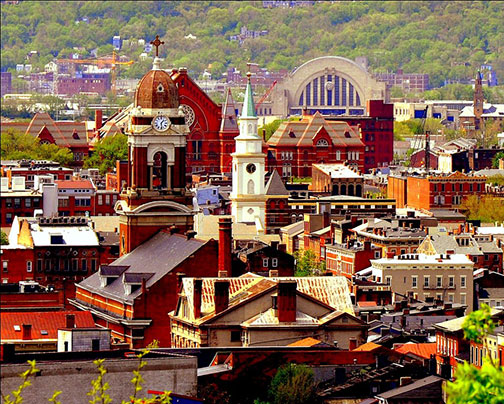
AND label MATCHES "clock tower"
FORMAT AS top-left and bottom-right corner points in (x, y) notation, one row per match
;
(116, 36), (194, 255)
(230, 73), (266, 228)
